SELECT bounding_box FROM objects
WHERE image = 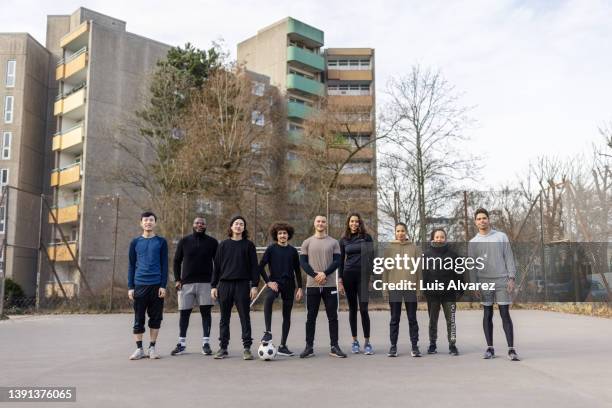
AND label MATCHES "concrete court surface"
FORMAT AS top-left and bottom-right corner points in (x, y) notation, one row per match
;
(1, 309), (611, 408)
